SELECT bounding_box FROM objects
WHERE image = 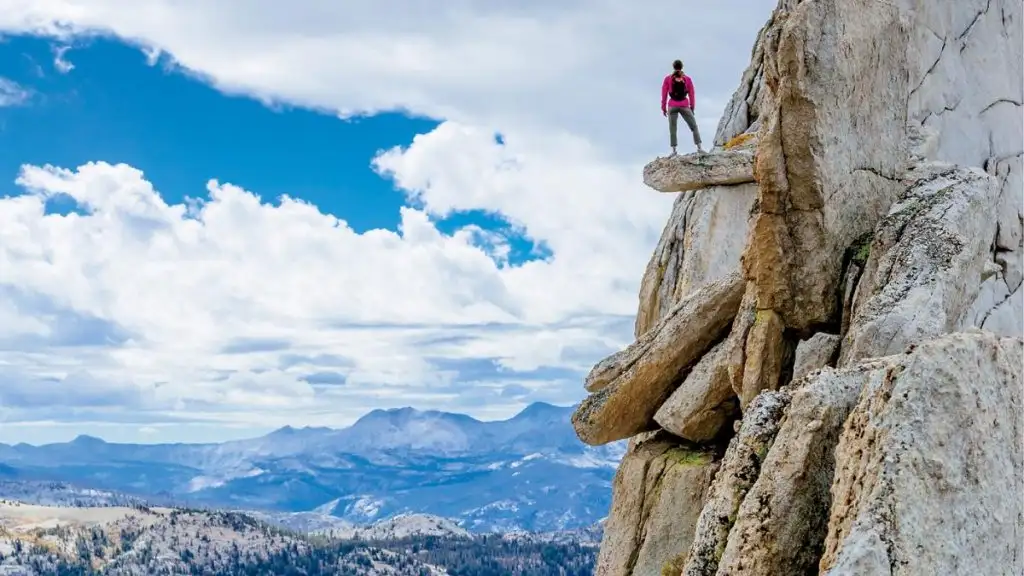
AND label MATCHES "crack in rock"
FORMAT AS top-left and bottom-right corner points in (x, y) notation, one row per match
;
(980, 98), (1024, 115)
